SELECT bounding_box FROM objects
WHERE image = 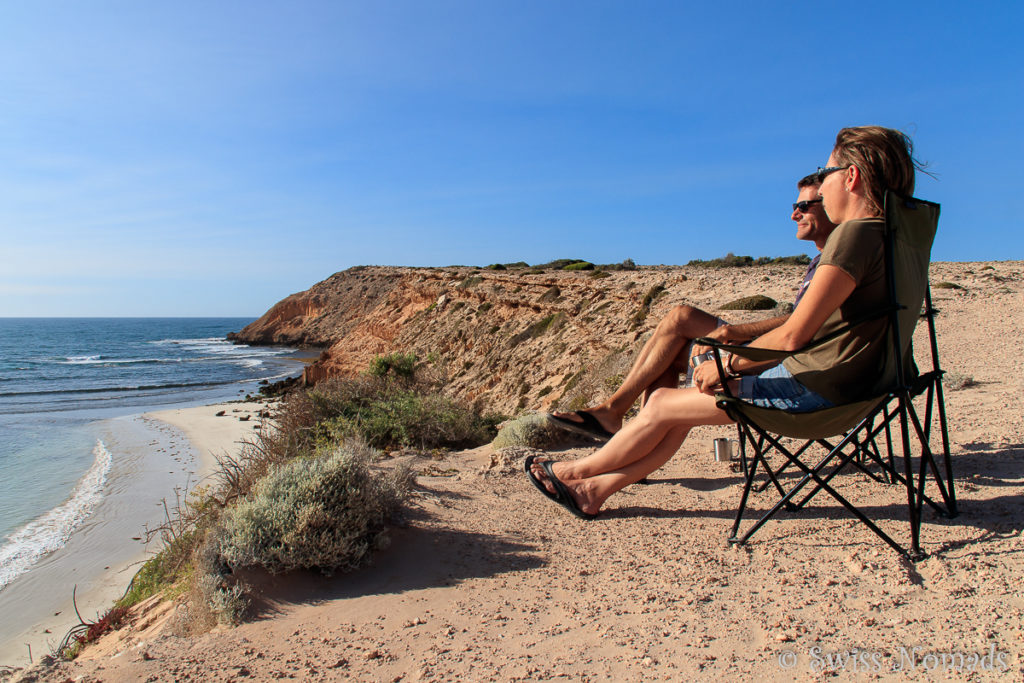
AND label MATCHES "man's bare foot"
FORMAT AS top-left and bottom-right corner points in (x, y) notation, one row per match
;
(550, 406), (621, 437)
